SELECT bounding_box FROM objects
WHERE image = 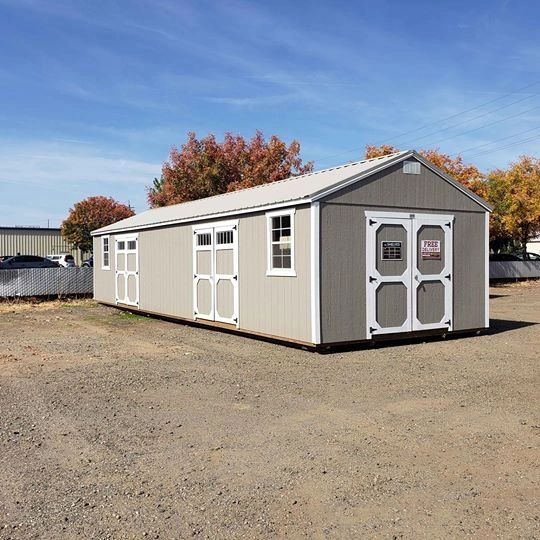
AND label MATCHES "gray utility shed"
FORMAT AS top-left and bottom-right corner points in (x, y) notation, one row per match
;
(92, 150), (492, 348)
